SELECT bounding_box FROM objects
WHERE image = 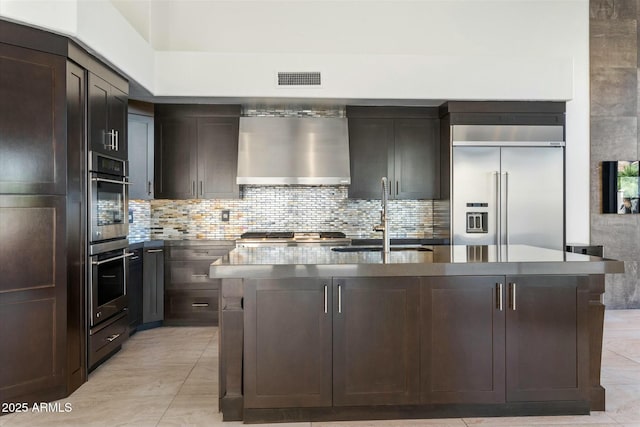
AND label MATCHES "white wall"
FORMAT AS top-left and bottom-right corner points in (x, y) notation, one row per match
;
(0, 0), (78, 35)
(0, 0), (591, 243)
